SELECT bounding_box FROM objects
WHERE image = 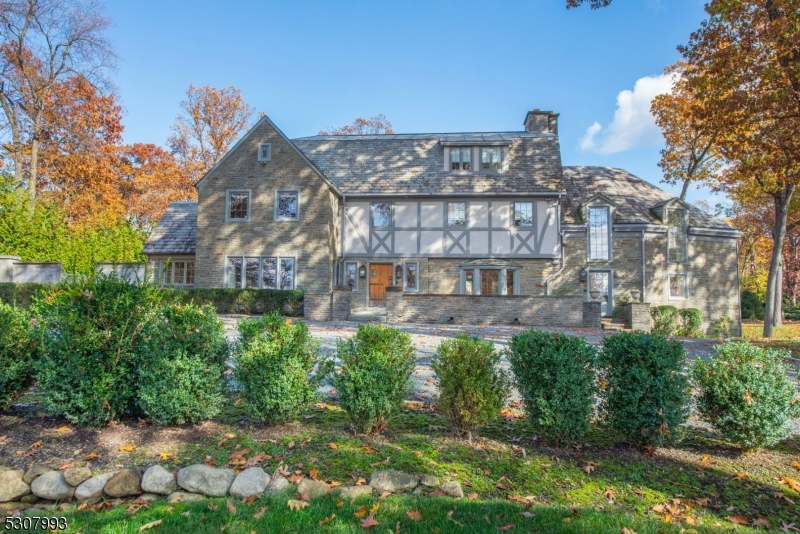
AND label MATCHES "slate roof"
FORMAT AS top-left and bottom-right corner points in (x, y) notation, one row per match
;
(292, 132), (564, 195)
(142, 202), (197, 254)
(561, 166), (734, 229)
